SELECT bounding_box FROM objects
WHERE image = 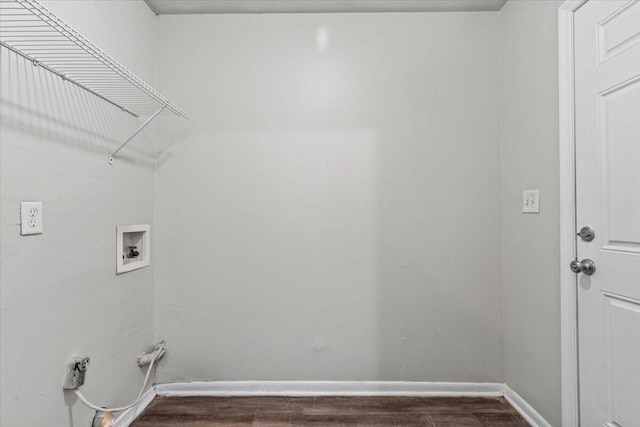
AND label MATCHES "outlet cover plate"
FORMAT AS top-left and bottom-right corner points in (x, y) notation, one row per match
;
(20, 201), (43, 235)
(522, 190), (540, 214)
